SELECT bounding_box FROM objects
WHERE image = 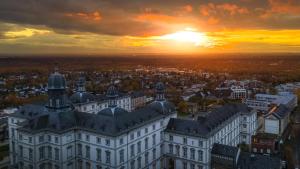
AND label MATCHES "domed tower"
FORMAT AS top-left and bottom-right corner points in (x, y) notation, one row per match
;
(76, 75), (86, 92)
(155, 82), (165, 101)
(46, 70), (70, 110)
(106, 85), (119, 107)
